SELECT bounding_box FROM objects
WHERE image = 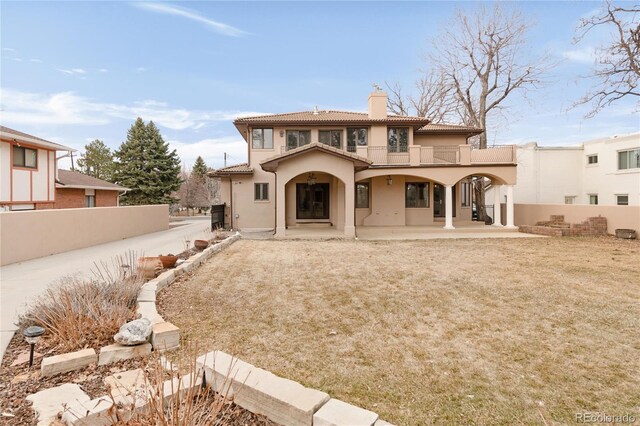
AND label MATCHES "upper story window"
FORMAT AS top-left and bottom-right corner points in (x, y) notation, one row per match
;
(618, 148), (640, 170)
(347, 128), (368, 152)
(13, 146), (37, 169)
(587, 154), (598, 164)
(286, 130), (311, 150)
(252, 128), (273, 149)
(616, 194), (629, 206)
(388, 128), (408, 153)
(319, 130), (342, 149)
(589, 194), (598, 205)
